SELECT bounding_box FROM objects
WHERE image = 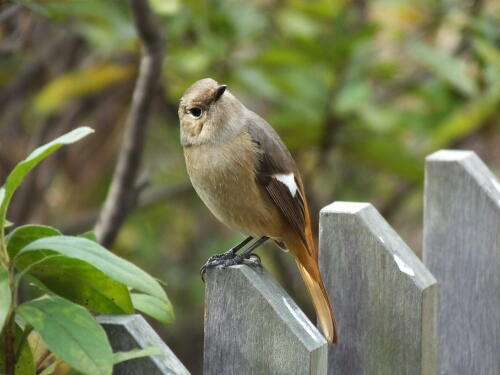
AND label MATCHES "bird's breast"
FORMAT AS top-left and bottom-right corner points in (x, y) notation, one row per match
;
(183, 132), (282, 237)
